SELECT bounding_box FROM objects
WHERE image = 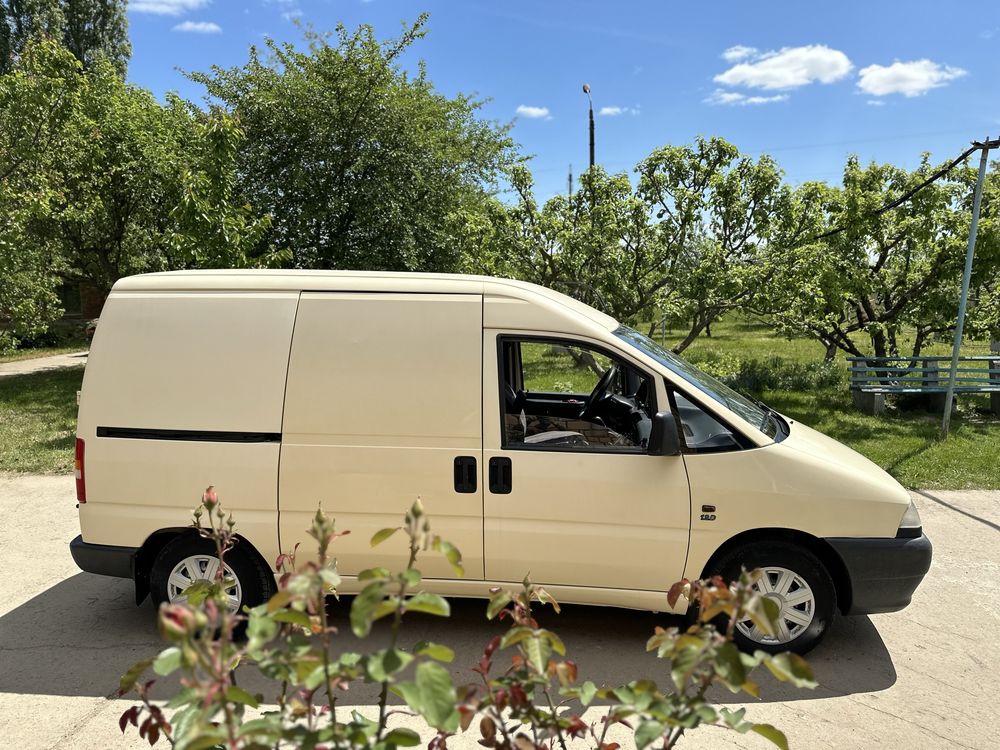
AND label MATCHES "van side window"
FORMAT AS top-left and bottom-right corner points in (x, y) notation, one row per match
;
(672, 391), (744, 453)
(499, 338), (654, 451)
